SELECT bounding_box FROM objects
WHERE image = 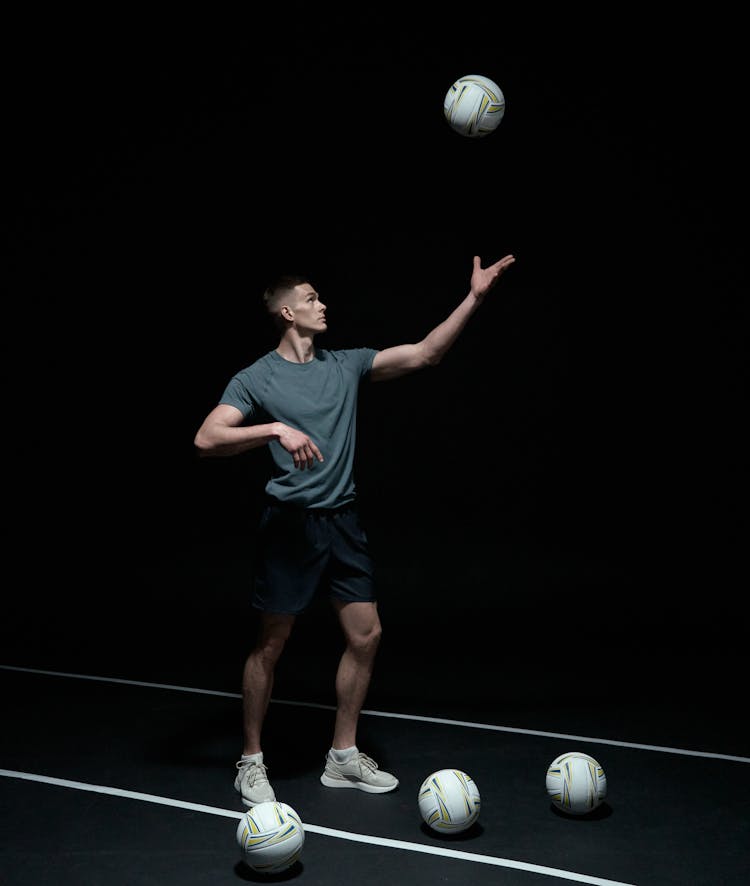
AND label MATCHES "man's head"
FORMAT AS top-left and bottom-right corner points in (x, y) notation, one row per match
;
(263, 273), (327, 335)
